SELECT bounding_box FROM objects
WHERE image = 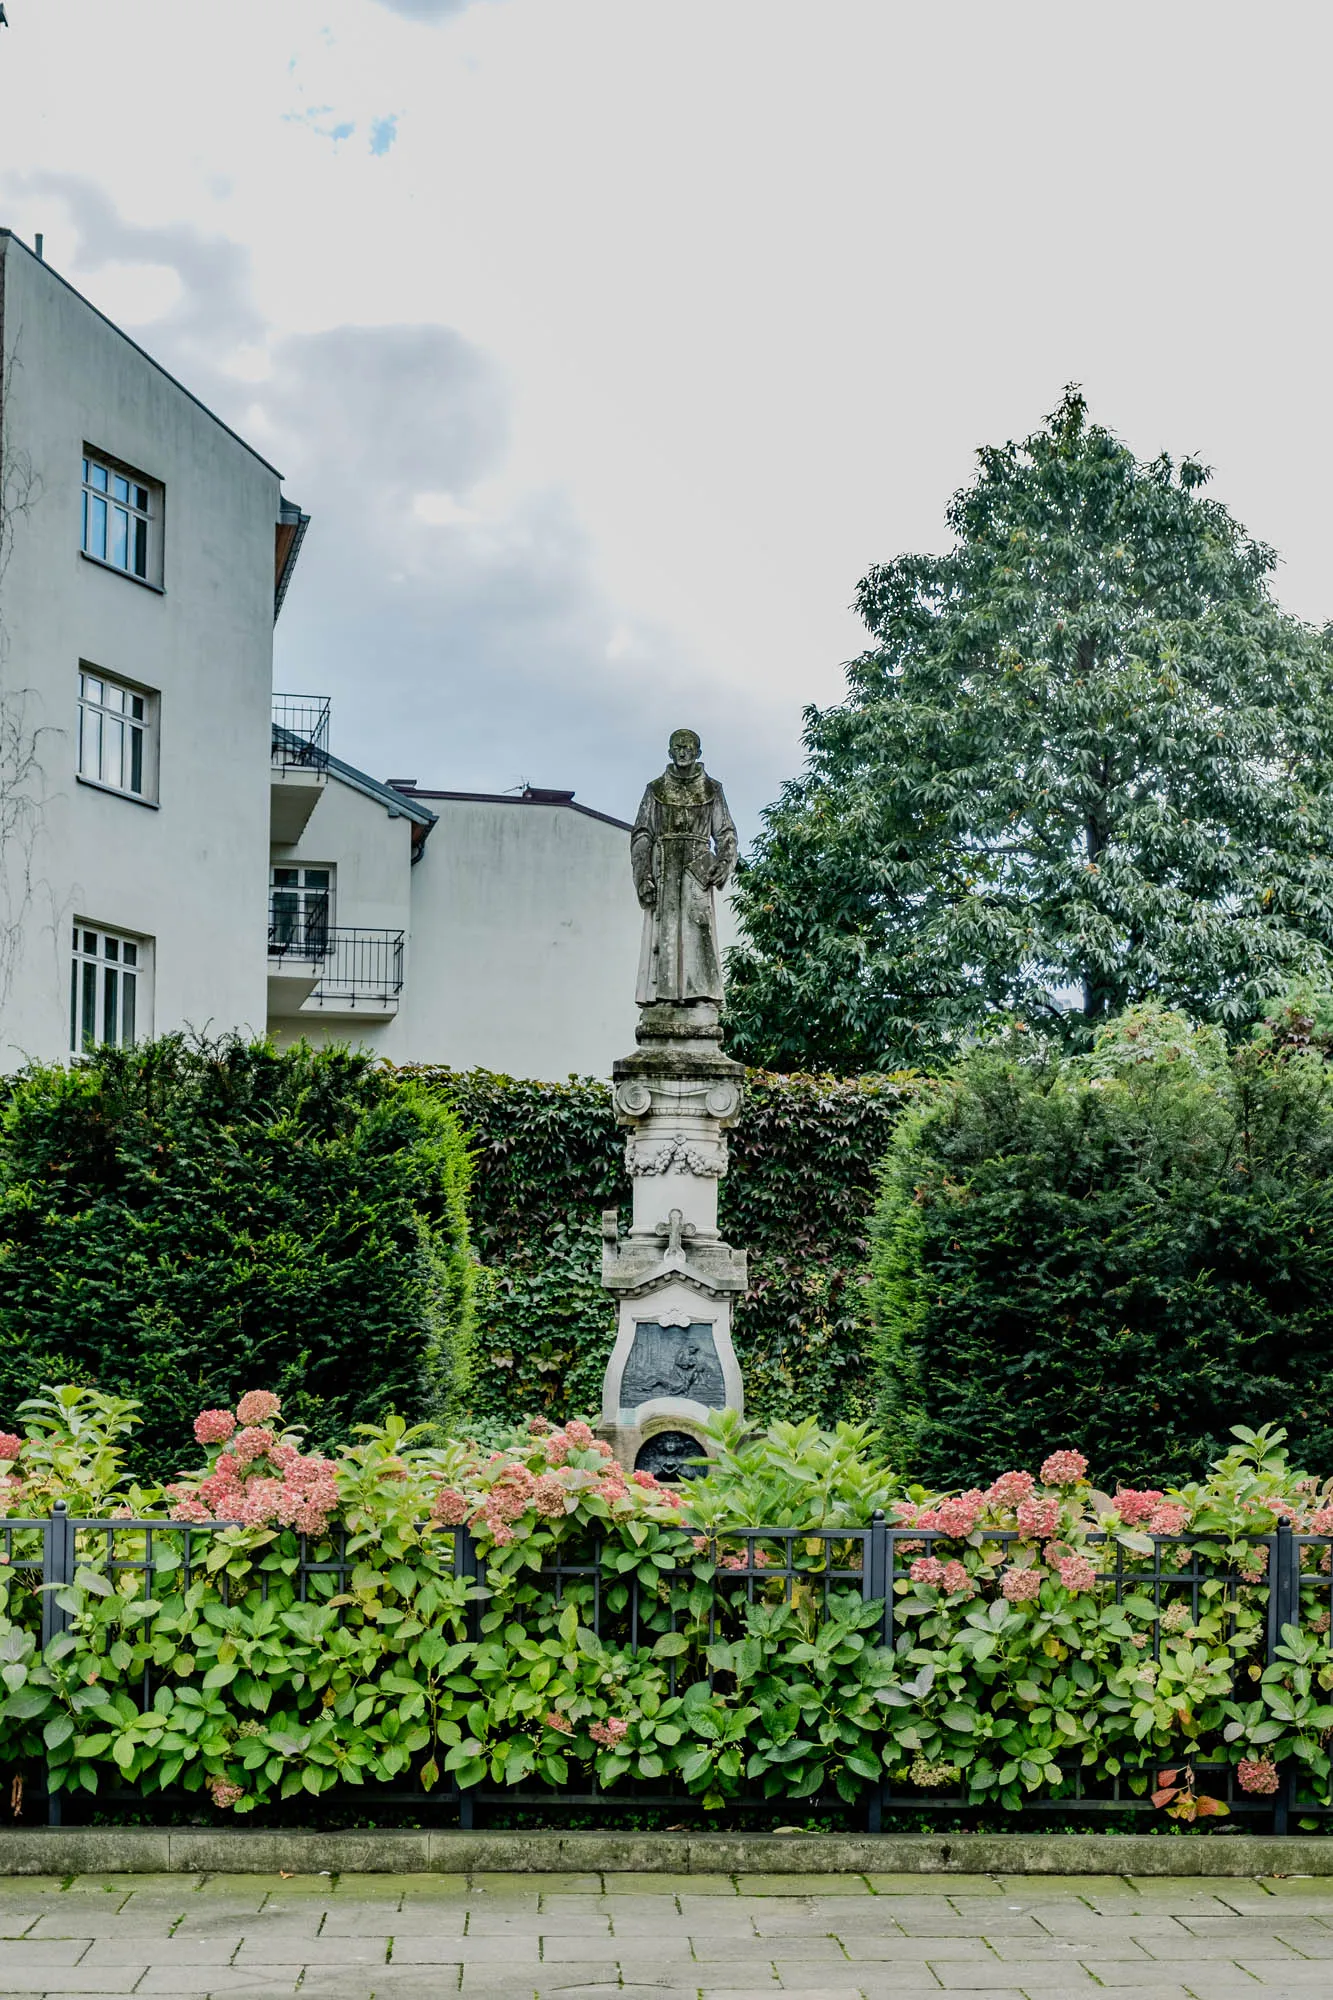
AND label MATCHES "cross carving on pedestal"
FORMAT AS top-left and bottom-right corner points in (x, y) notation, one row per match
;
(654, 1208), (697, 1258)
